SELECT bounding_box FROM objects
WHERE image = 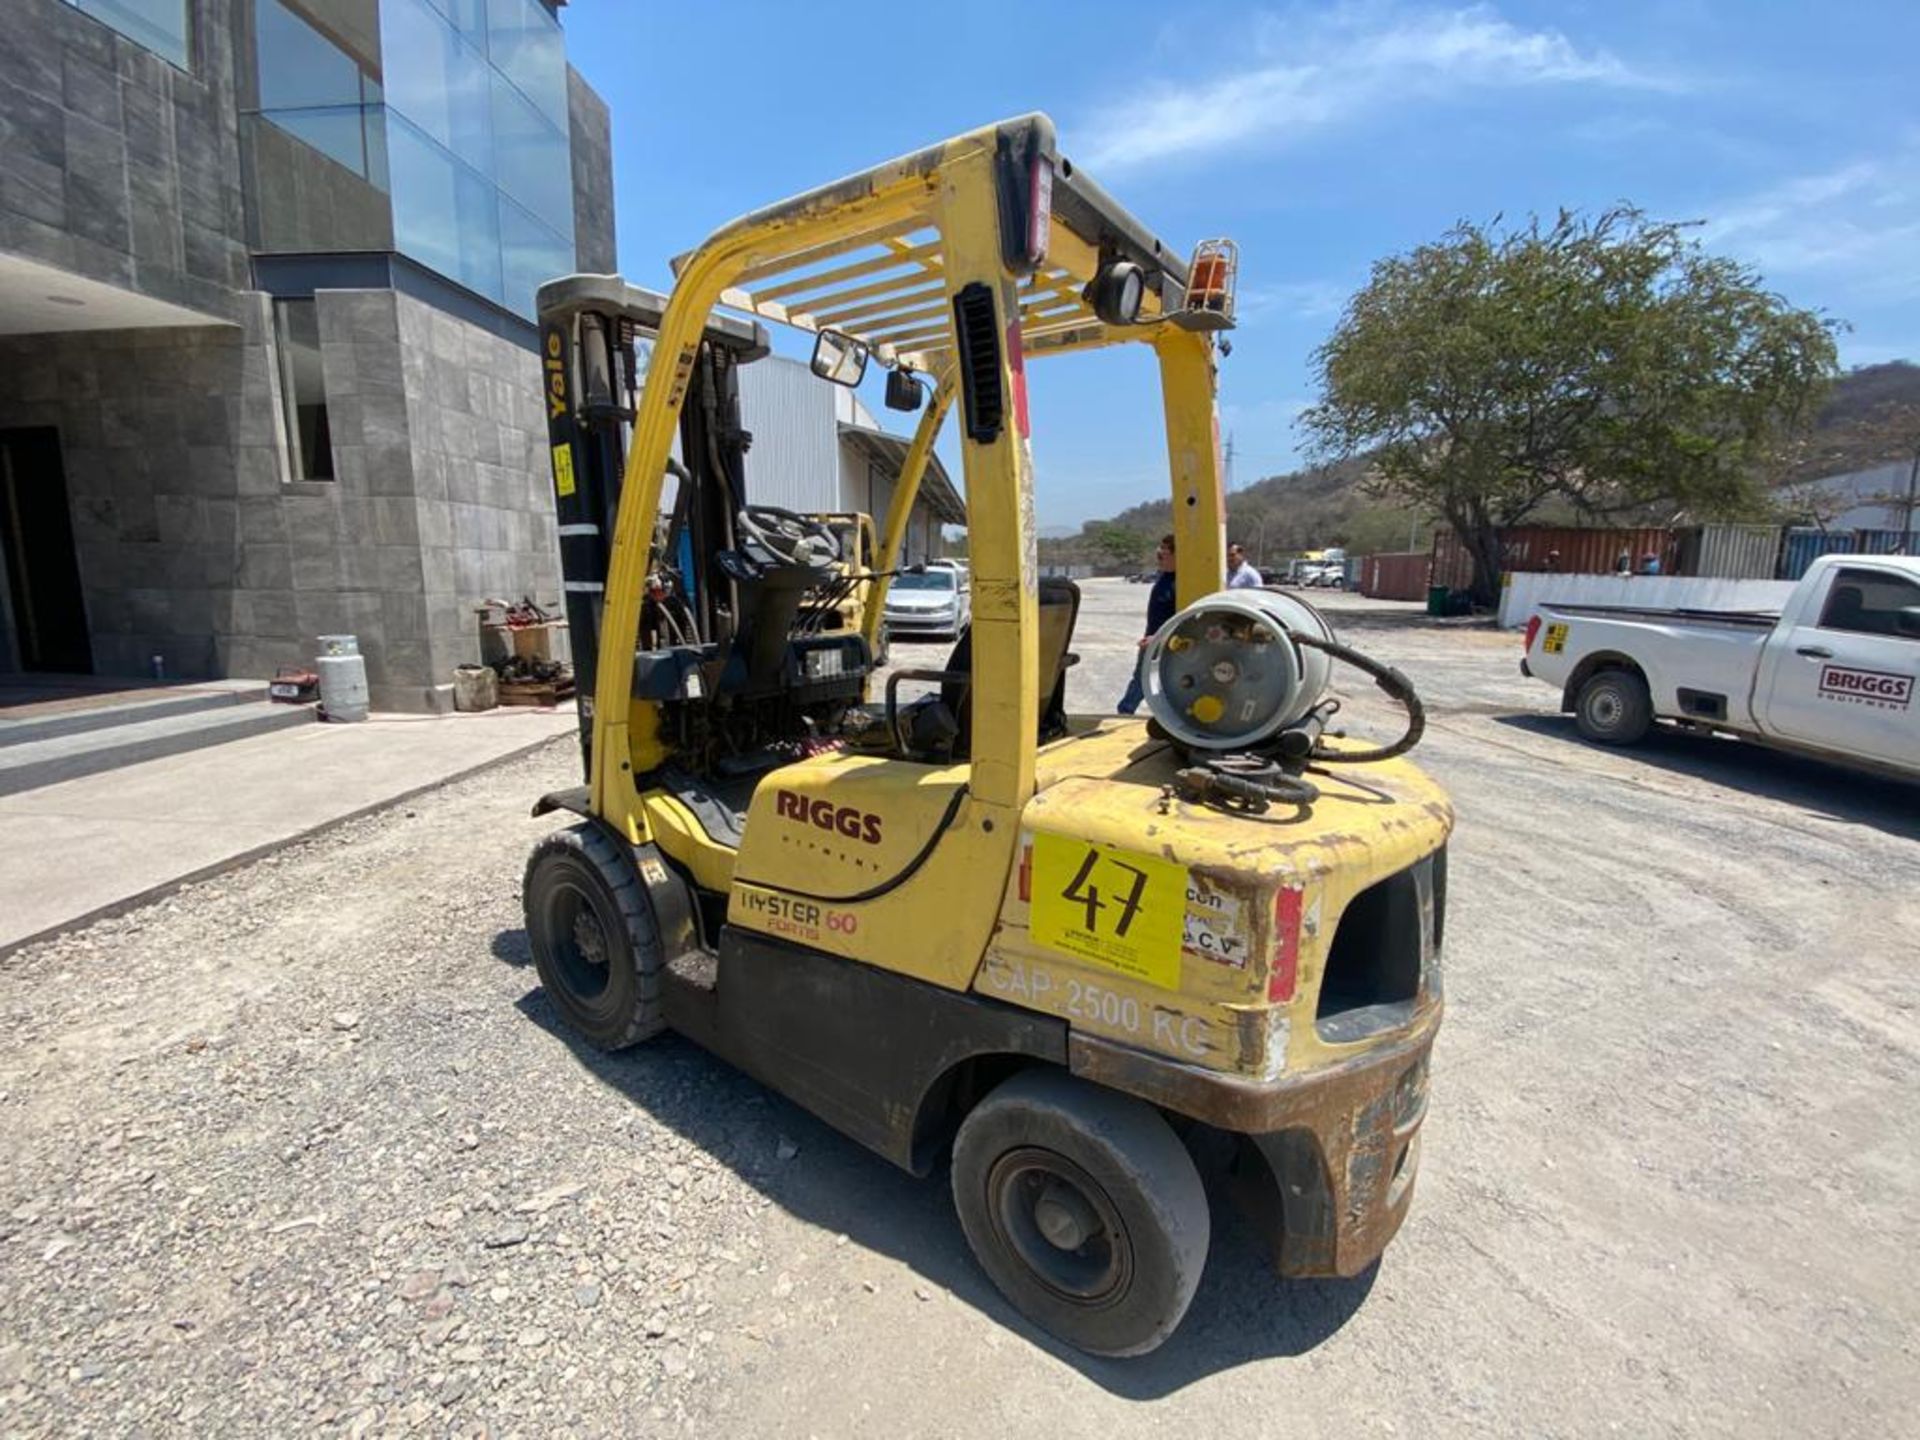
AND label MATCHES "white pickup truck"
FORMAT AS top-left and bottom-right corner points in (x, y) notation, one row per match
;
(1520, 553), (1920, 775)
